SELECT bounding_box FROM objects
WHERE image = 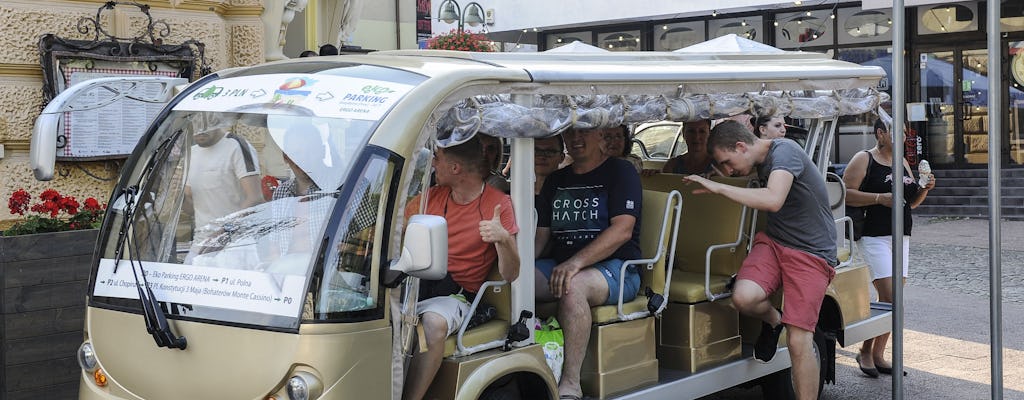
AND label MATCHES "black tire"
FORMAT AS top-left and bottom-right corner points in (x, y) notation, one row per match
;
(759, 368), (795, 400)
(813, 334), (826, 398)
(760, 333), (828, 400)
(478, 375), (521, 400)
